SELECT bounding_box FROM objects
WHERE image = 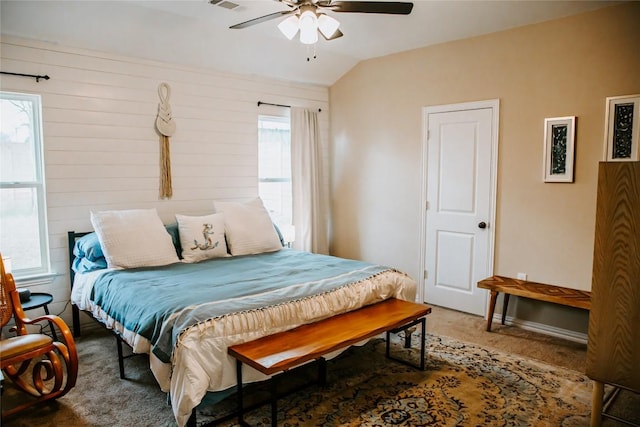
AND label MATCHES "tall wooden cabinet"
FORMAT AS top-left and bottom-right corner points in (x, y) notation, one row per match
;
(586, 161), (640, 426)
